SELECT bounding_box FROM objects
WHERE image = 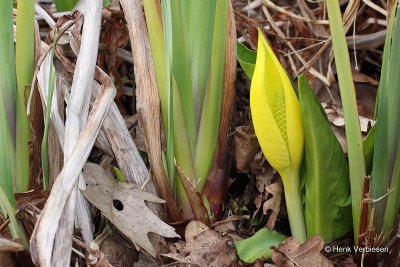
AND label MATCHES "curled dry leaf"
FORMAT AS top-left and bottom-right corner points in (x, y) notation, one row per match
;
(81, 162), (179, 258)
(163, 221), (237, 267)
(255, 166), (275, 193)
(252, 167), (282, 229)
(234, 125), (261, 173)
(272, 236), (333, 267)
(263, 179), (283, 229)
